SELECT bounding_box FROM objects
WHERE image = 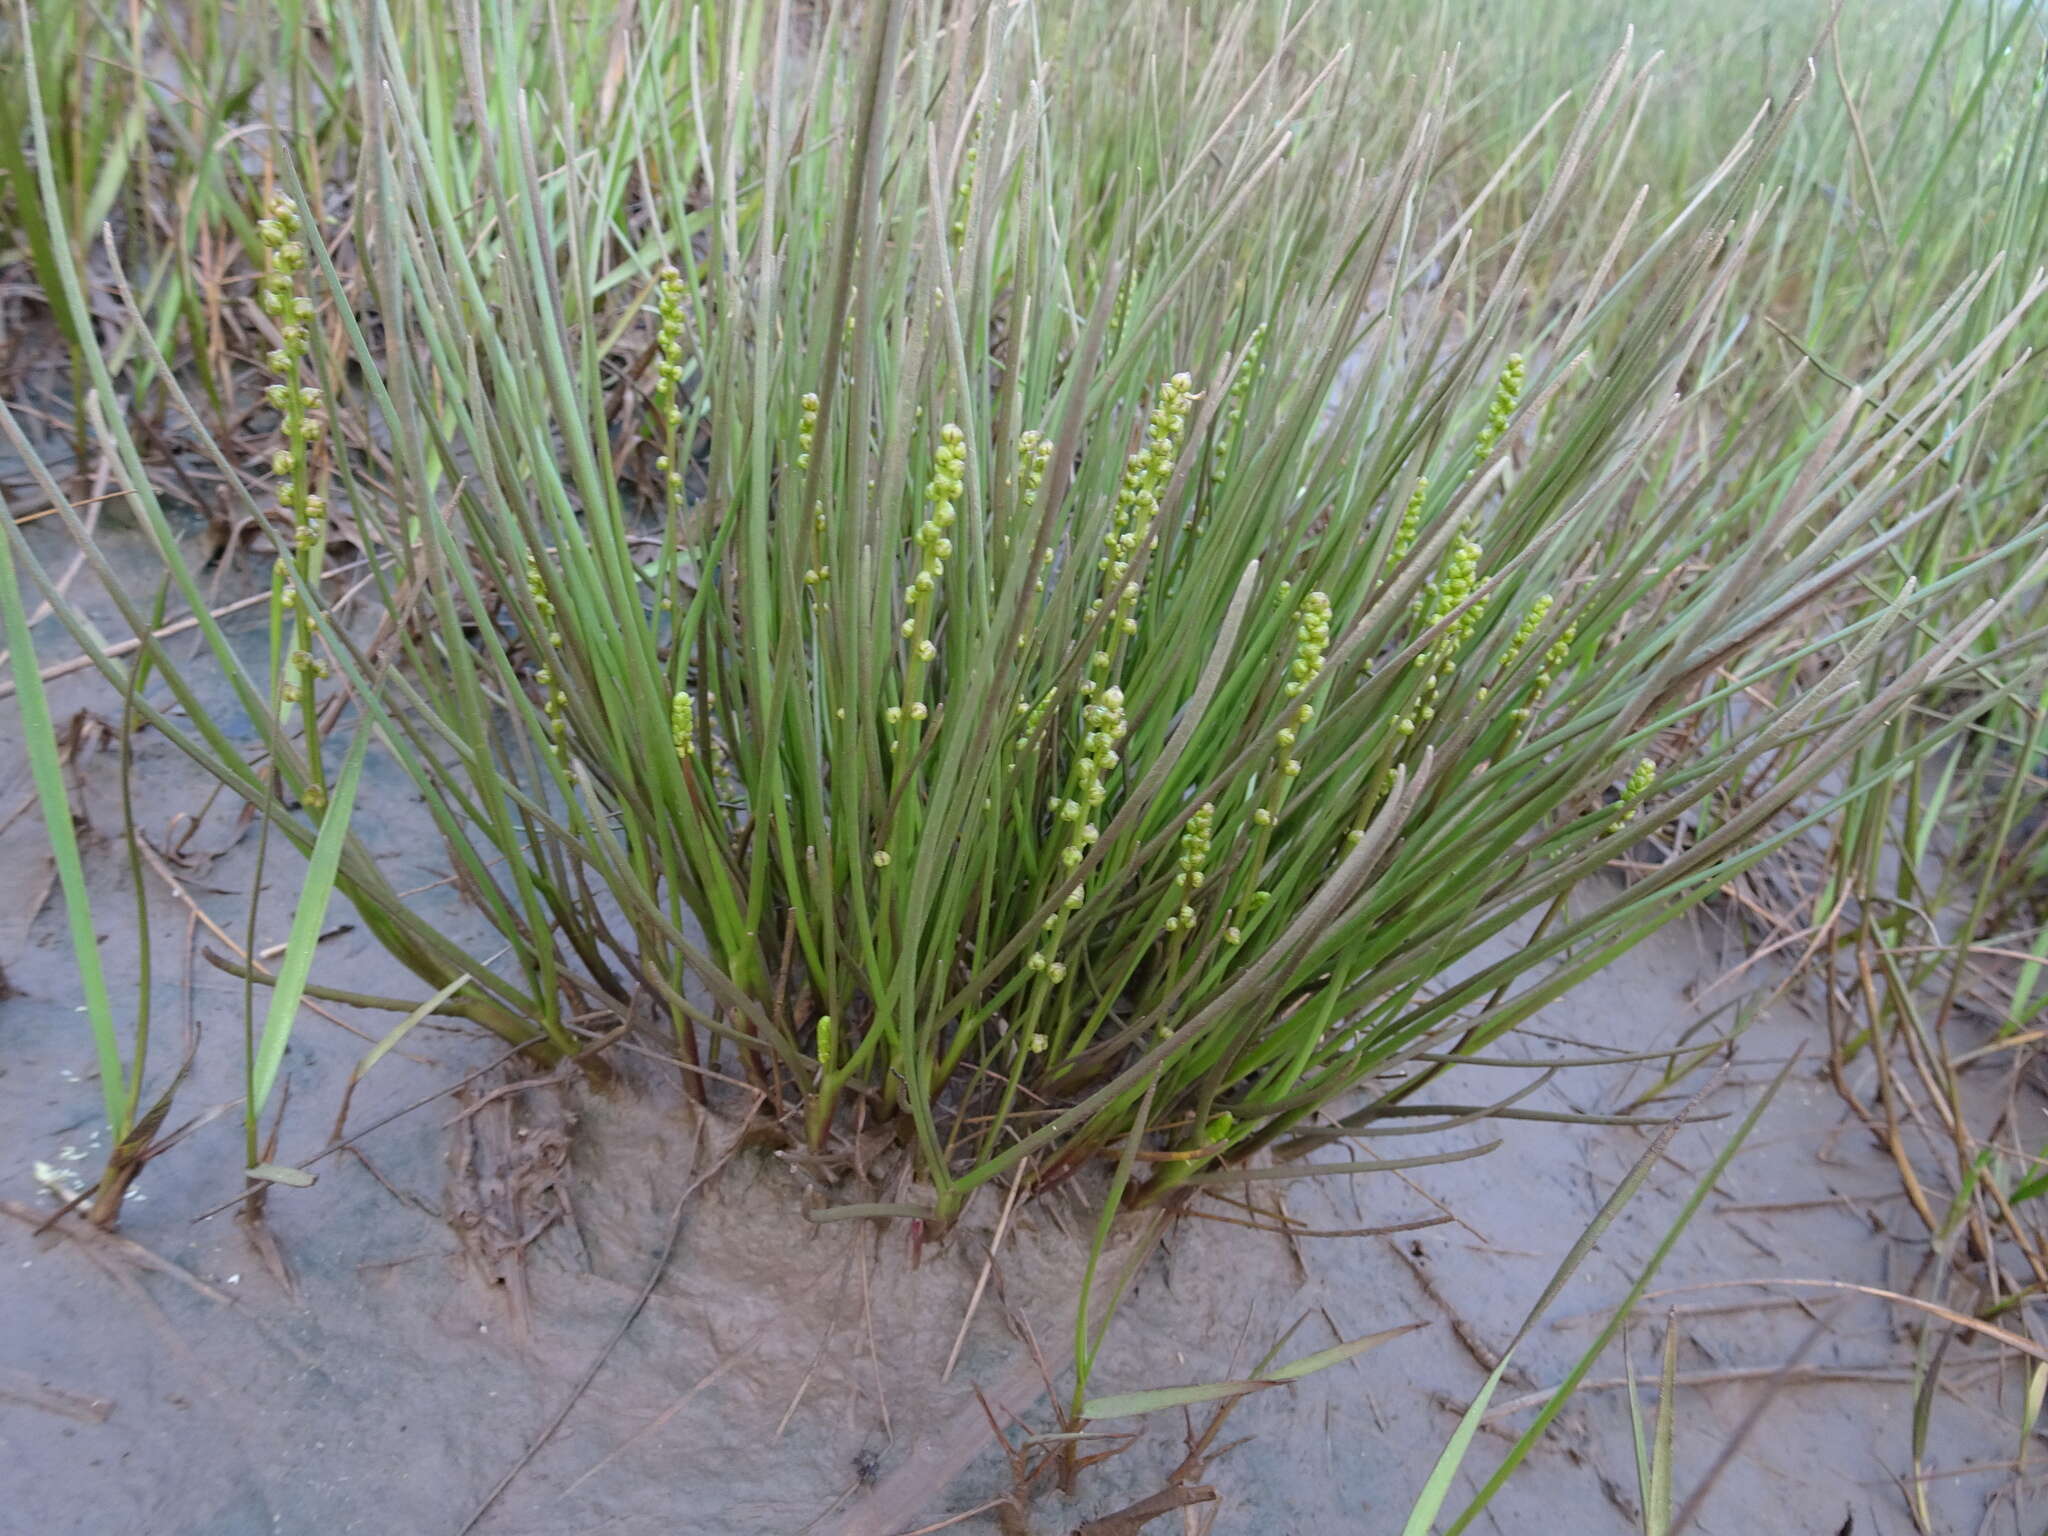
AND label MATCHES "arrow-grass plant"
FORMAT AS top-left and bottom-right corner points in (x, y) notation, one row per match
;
(7, 0), (2046, 1231)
